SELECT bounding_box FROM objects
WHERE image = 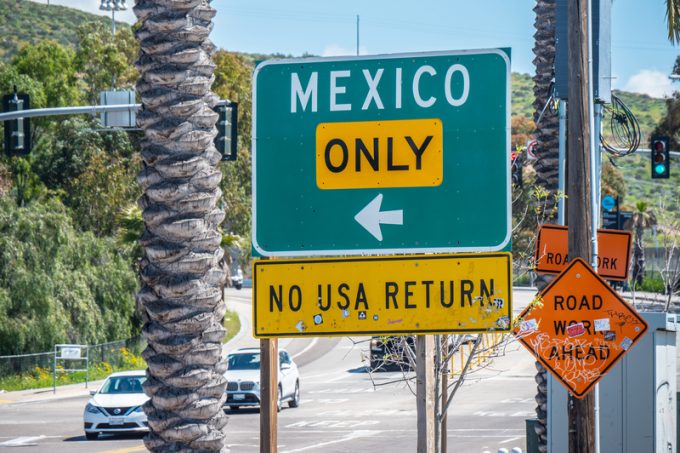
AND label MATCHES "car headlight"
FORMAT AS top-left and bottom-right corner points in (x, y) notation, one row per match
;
(85, 403), (102, 414)
(133, 405), (144, 413)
